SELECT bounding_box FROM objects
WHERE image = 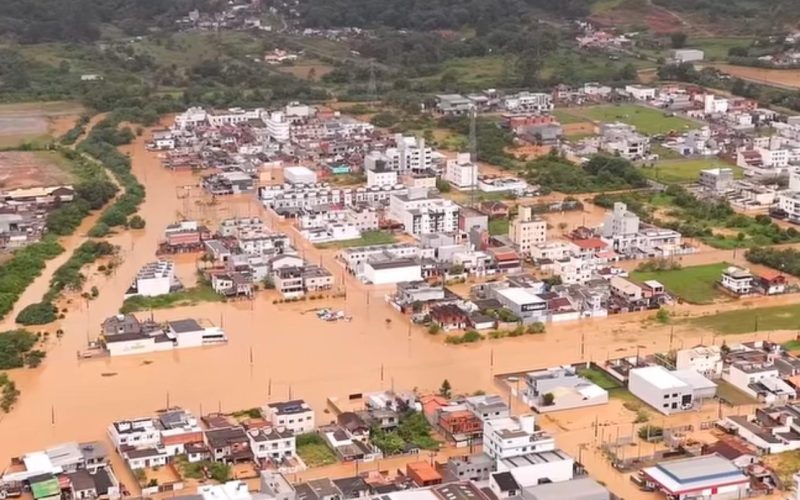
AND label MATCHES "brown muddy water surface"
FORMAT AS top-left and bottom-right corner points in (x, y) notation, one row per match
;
(0, 126), (794, 499)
